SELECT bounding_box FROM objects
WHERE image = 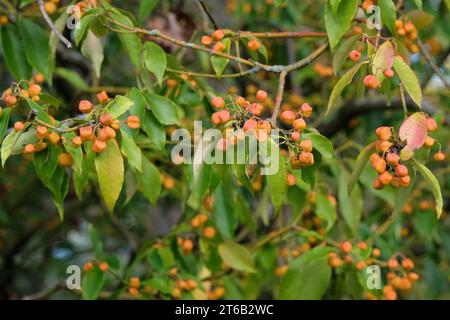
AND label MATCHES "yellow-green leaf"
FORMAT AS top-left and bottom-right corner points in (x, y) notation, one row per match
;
(392, 56), (422, 108)
(218, 241), (256, 273)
